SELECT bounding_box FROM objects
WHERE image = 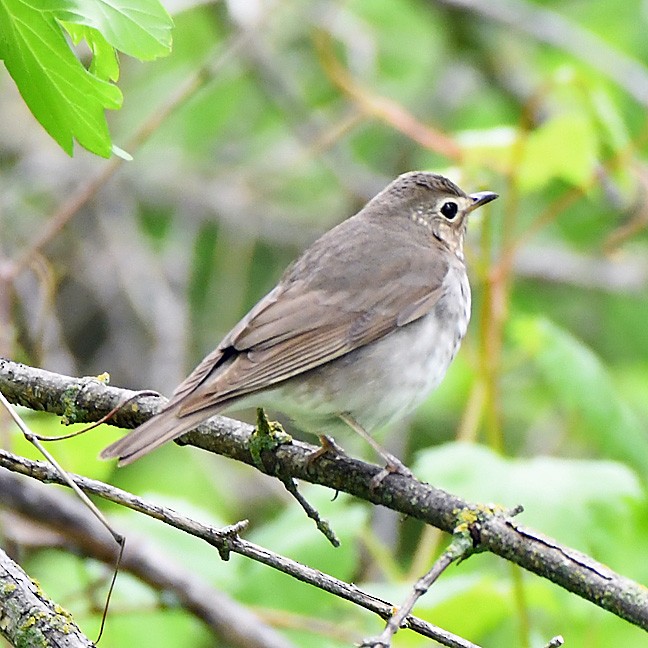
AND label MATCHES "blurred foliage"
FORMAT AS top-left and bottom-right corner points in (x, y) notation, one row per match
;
(1, 0), (648, 646)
